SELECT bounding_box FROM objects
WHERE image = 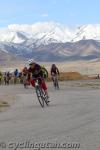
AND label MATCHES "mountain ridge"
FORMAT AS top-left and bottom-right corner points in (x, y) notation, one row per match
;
(0, 39), (100, 62)
(0, 23), (100, 62)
